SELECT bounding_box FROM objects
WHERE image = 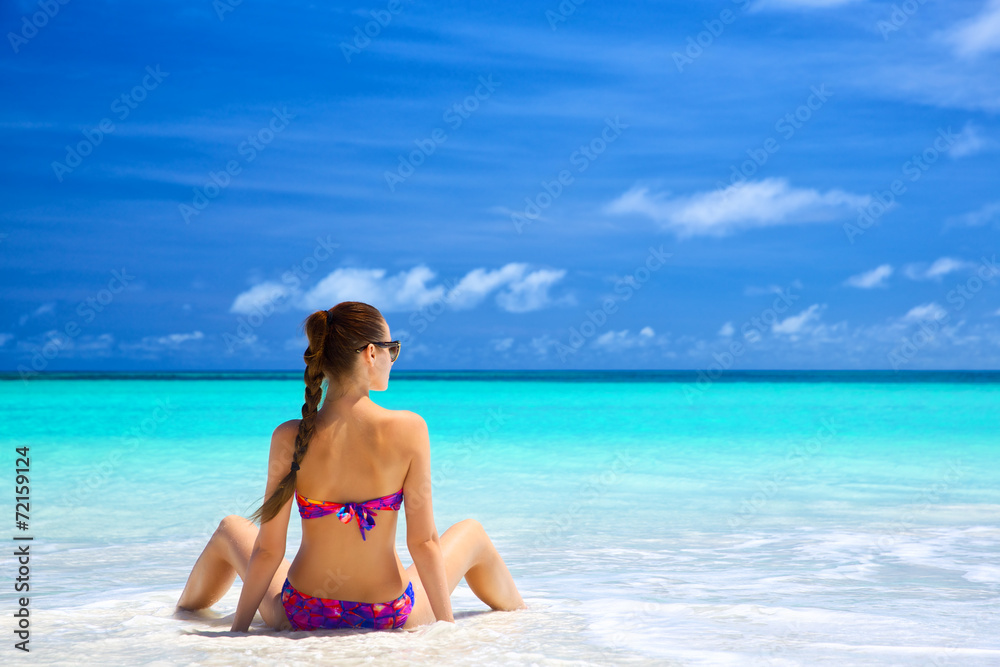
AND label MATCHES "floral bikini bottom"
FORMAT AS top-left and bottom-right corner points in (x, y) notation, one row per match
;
(281, 577), (415, 630)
